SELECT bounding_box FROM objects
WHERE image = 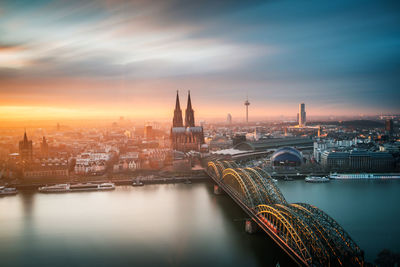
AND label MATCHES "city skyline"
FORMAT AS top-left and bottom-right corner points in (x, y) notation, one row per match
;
(1, 2), (400, 266)
(1, 0), (400, 122)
